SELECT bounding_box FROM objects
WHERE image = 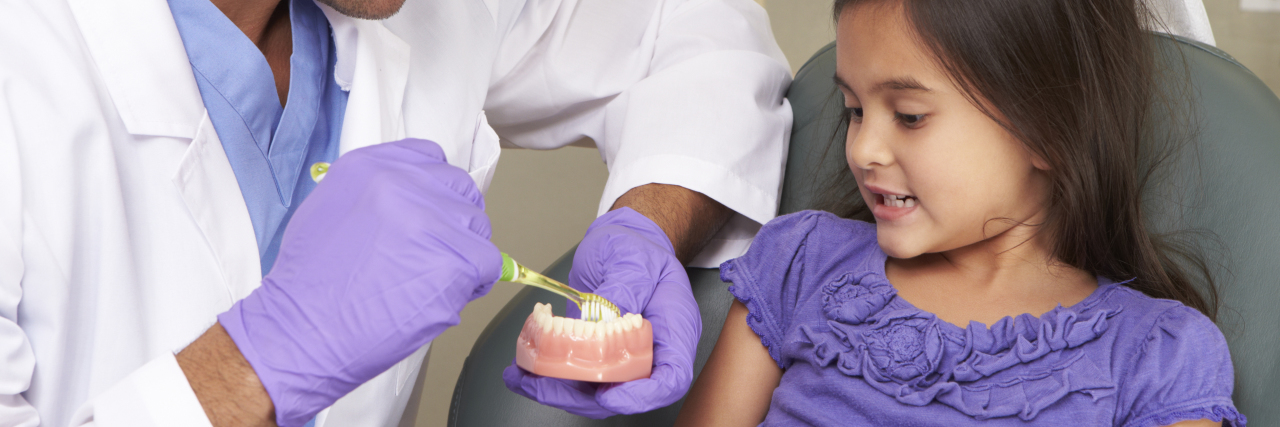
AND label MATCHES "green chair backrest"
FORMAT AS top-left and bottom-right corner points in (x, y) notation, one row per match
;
(1141, 34), (1280, 425)
(447, 35), (1280, 426)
